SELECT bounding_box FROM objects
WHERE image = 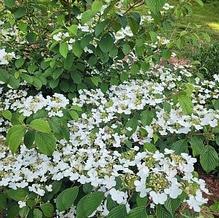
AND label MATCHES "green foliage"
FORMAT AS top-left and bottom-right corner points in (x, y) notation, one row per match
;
(56, 187), (79, 211)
